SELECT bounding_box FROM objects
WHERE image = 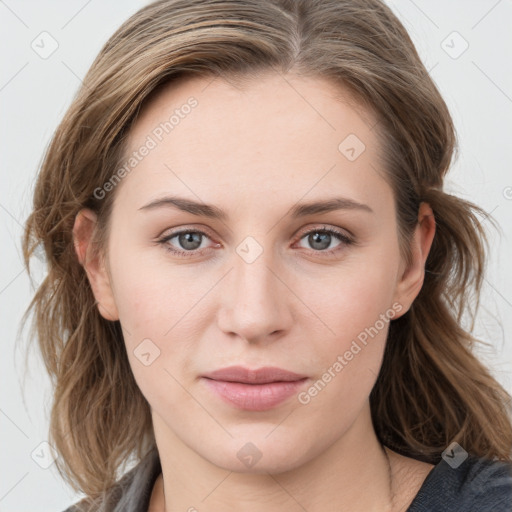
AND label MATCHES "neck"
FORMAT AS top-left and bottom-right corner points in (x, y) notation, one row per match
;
(150, 403), (398, 512)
